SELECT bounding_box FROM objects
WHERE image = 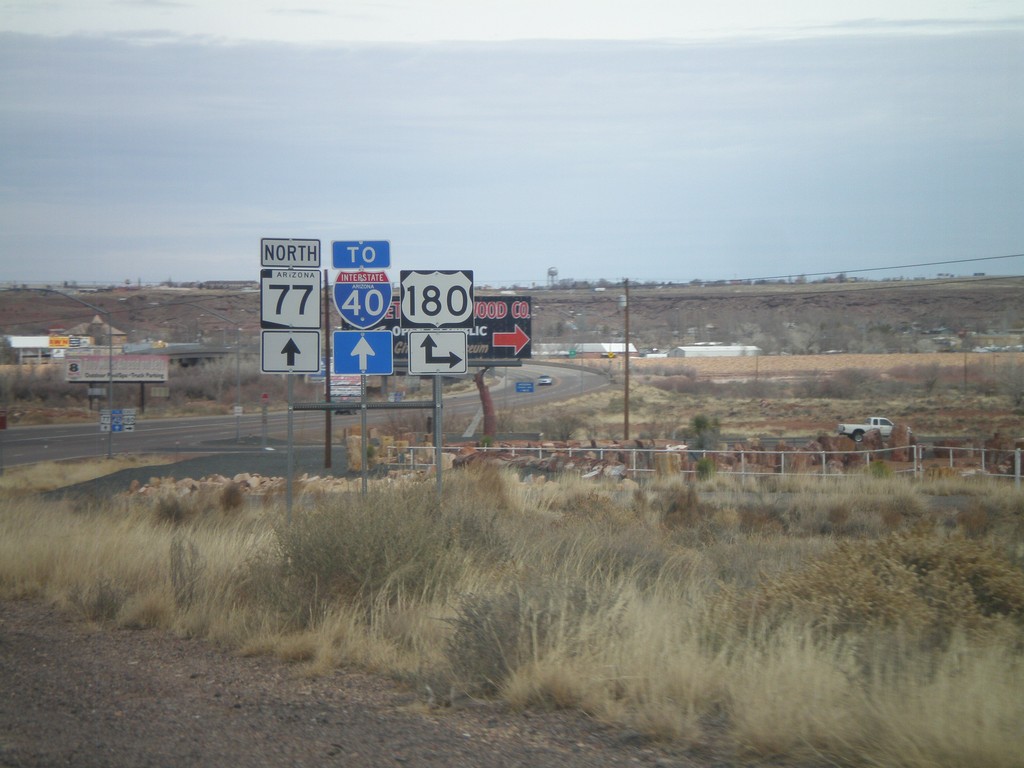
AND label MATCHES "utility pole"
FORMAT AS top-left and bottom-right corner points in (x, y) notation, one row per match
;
(323, 268), (332, 468)
(624, 278), (630, 441)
